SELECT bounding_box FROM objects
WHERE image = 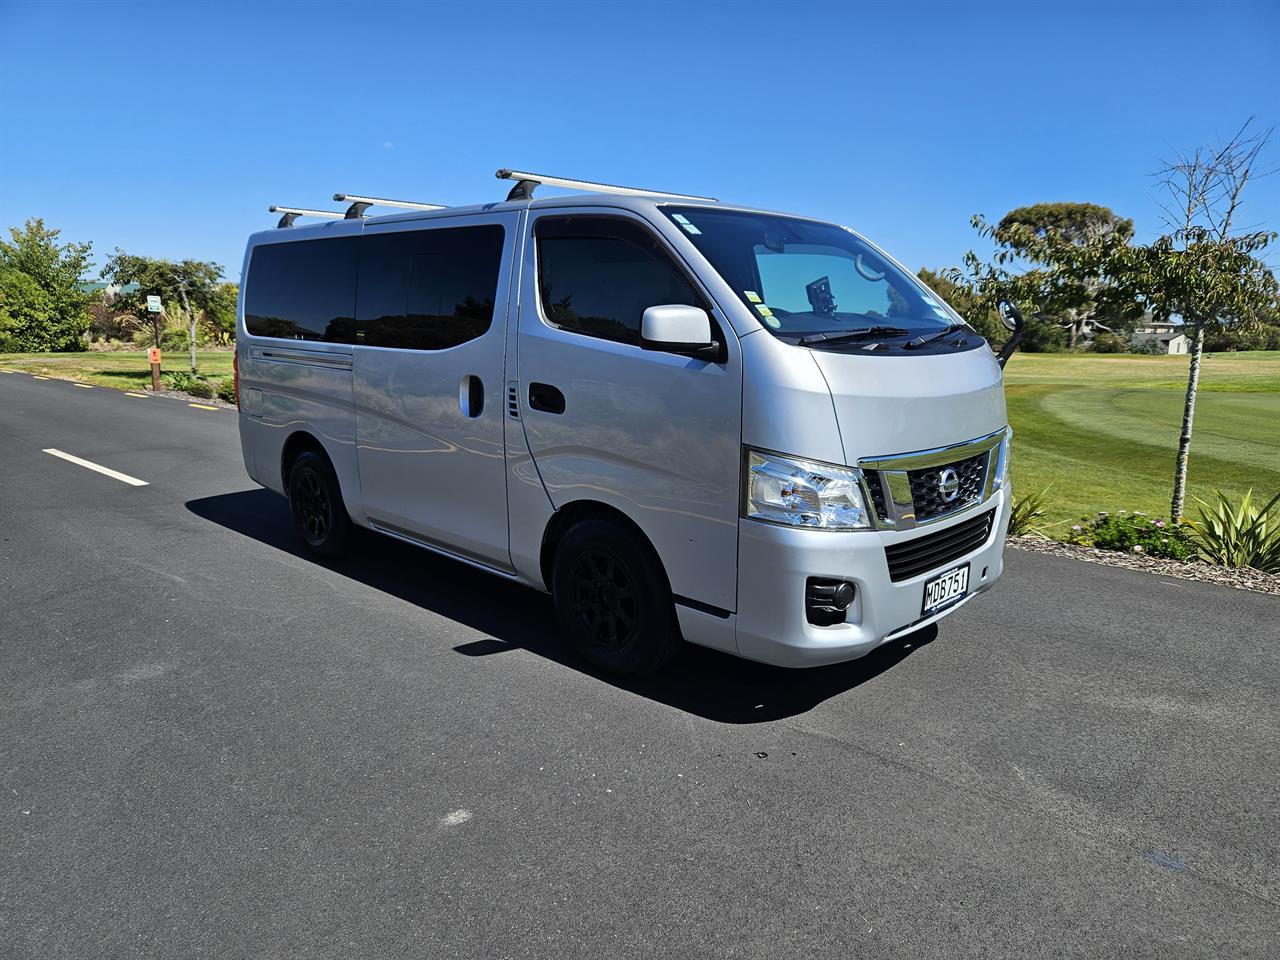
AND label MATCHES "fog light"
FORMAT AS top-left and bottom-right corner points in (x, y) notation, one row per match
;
(806, 577), (855, 626)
